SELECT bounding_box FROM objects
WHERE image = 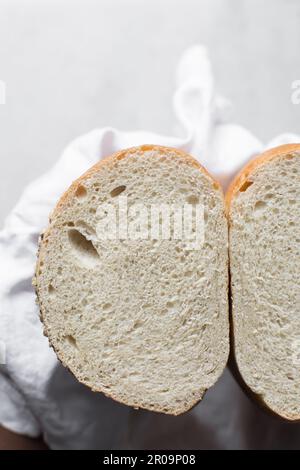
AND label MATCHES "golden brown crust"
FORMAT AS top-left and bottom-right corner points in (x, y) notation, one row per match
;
(34, 144), (225, 416)
(227, 143), (300, 422)
(51, 144), (223, 221)
(226, 143), (300, 215)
